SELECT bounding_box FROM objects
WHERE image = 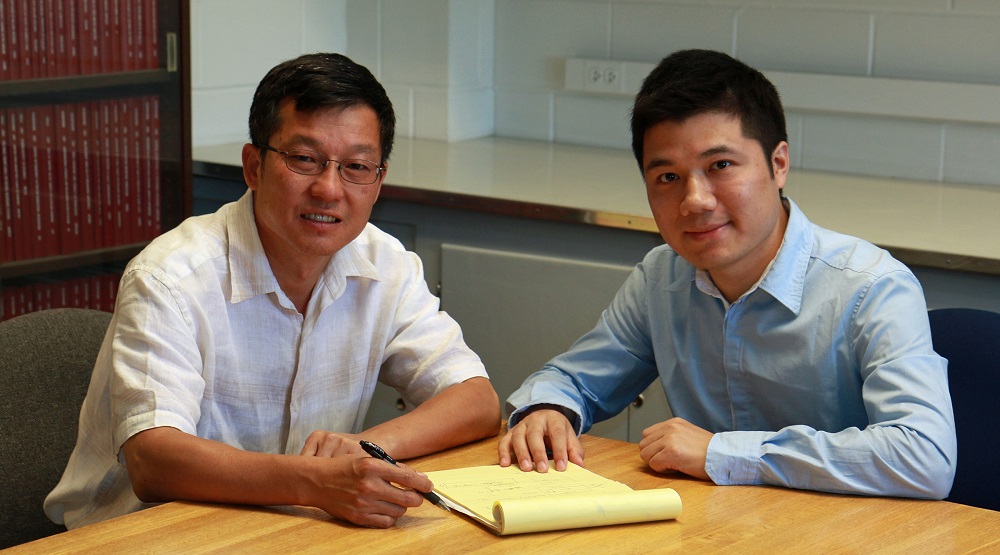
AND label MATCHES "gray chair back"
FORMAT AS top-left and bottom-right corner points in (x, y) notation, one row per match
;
(928, 307), (1000, 512)
(0, 308), (112, 548)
